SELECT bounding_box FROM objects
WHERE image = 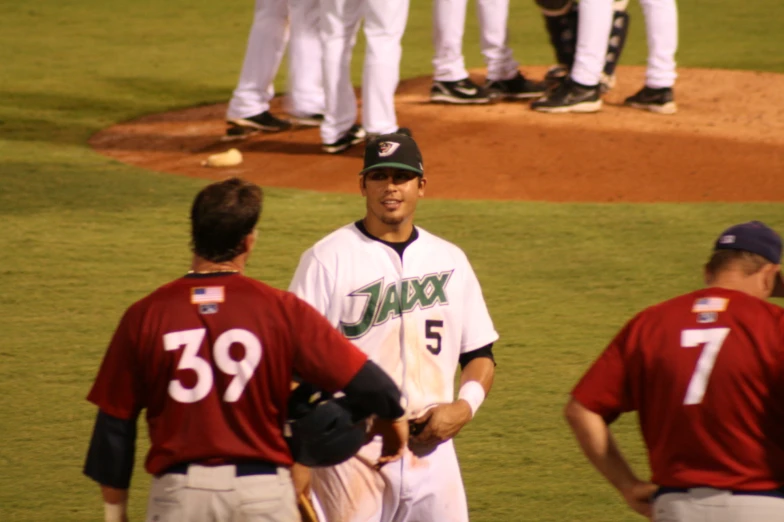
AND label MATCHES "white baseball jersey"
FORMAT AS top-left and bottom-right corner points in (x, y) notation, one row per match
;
(289, 222), (498, 417)
(289, 222), (498, 522)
